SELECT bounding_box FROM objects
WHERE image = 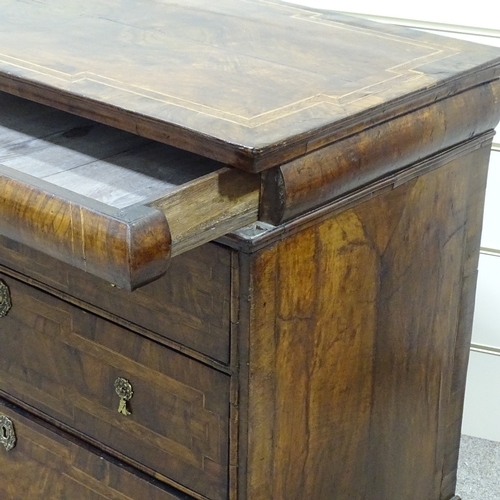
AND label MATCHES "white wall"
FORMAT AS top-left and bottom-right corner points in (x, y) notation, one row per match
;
(283, 0), (500, 32)
(284, 0), (500, 442)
